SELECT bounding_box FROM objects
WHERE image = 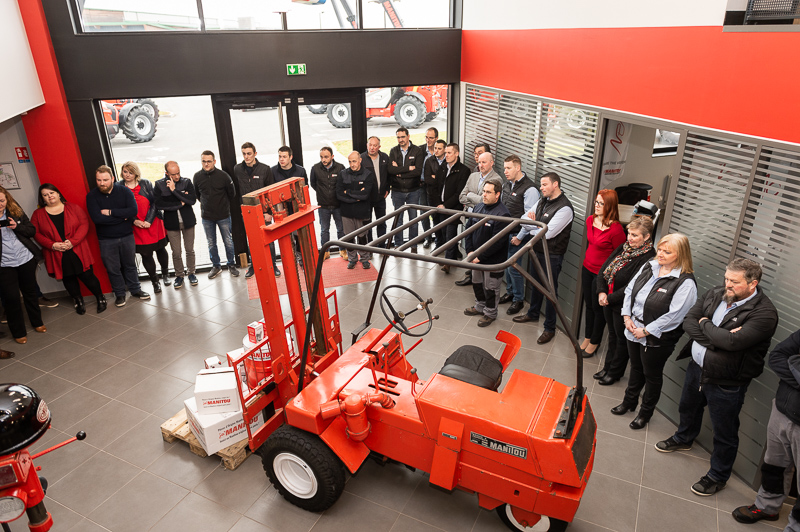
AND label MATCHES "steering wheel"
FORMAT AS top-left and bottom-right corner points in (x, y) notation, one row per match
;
(379, 284), (435, 337)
